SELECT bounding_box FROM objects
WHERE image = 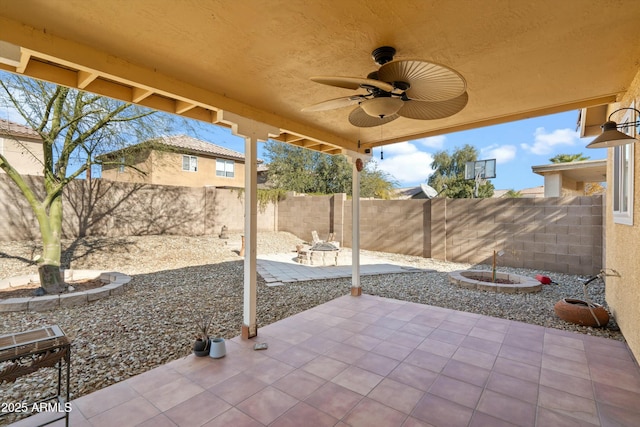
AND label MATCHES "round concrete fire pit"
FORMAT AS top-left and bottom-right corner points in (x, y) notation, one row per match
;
(449, 270), (541, 294)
